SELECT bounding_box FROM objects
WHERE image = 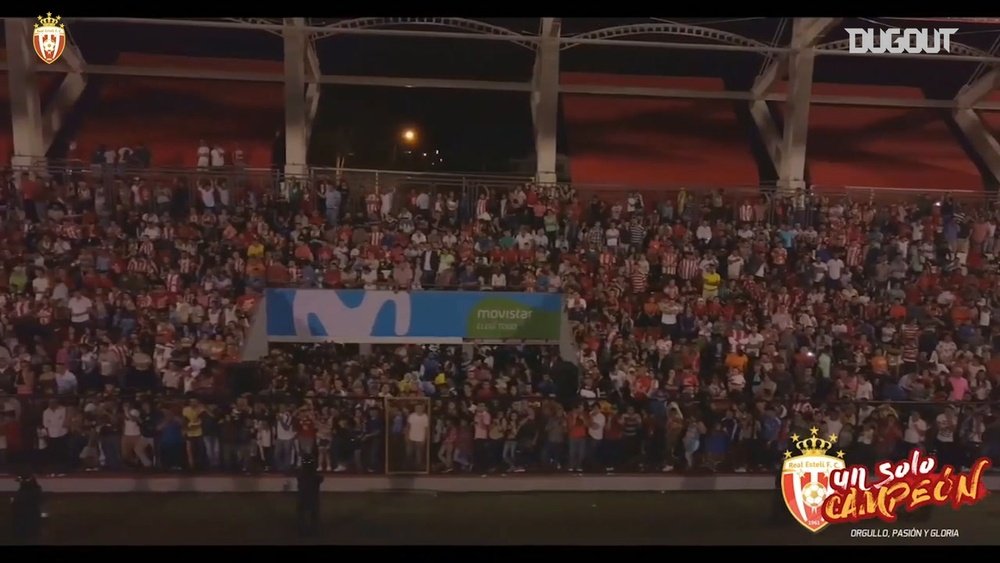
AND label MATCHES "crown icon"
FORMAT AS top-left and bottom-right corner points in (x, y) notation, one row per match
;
(793, 427), (837, 456)
(35, 13), (64, 29)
